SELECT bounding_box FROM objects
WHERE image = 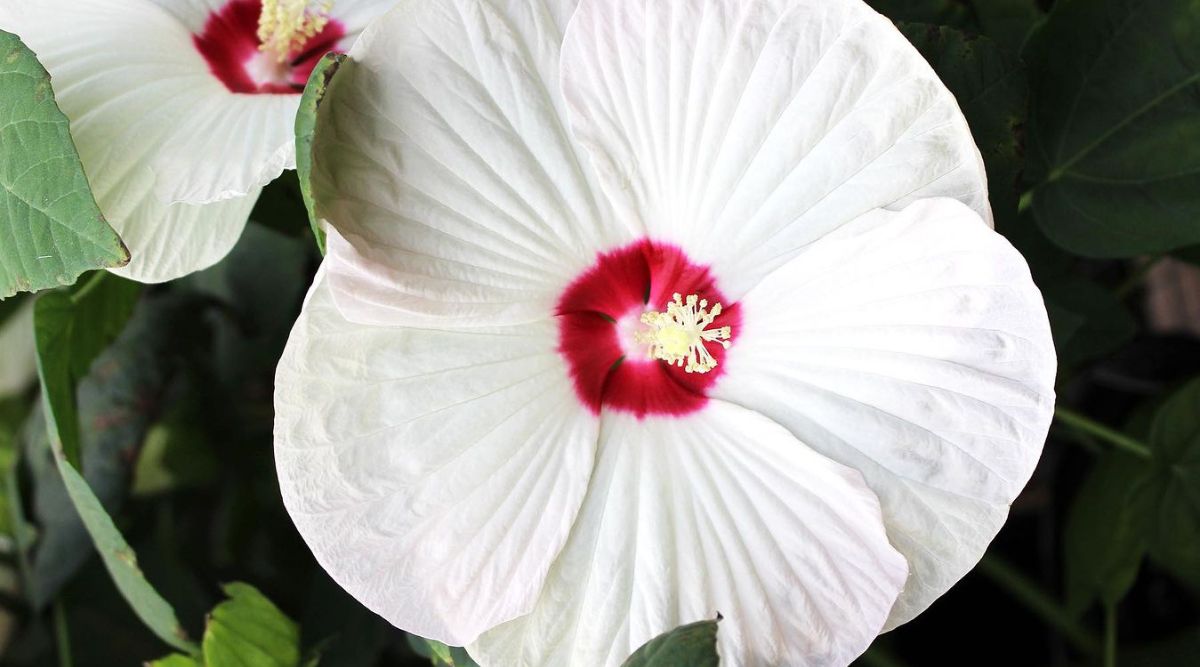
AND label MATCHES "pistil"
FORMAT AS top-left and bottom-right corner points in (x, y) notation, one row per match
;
(258, 0), (333, 62)
(636, 293), (732, 374)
